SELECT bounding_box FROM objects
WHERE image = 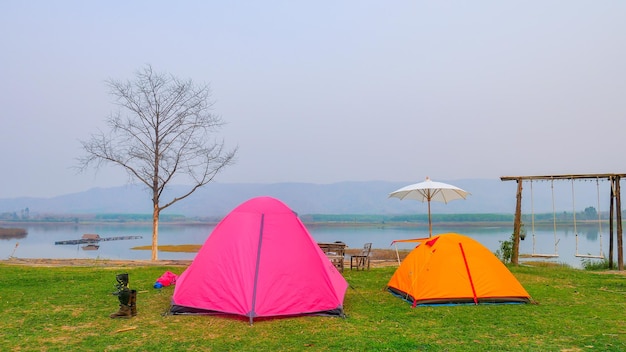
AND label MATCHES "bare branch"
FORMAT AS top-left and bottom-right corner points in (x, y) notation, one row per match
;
(77, 64), (237, 260)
